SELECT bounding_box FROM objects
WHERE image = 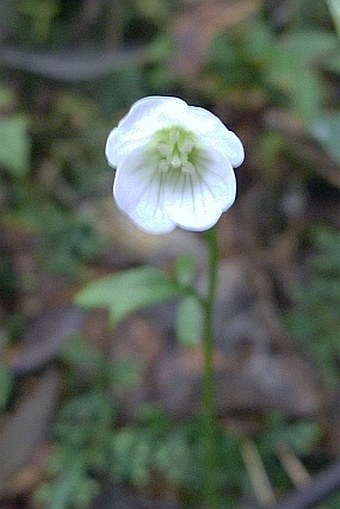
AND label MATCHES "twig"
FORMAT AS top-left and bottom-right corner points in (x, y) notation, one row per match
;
(271, 460), (340, 509)
(241, 439), (276, 507)
(276, 444), (311, 487)
(276, 445), (328, 509)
